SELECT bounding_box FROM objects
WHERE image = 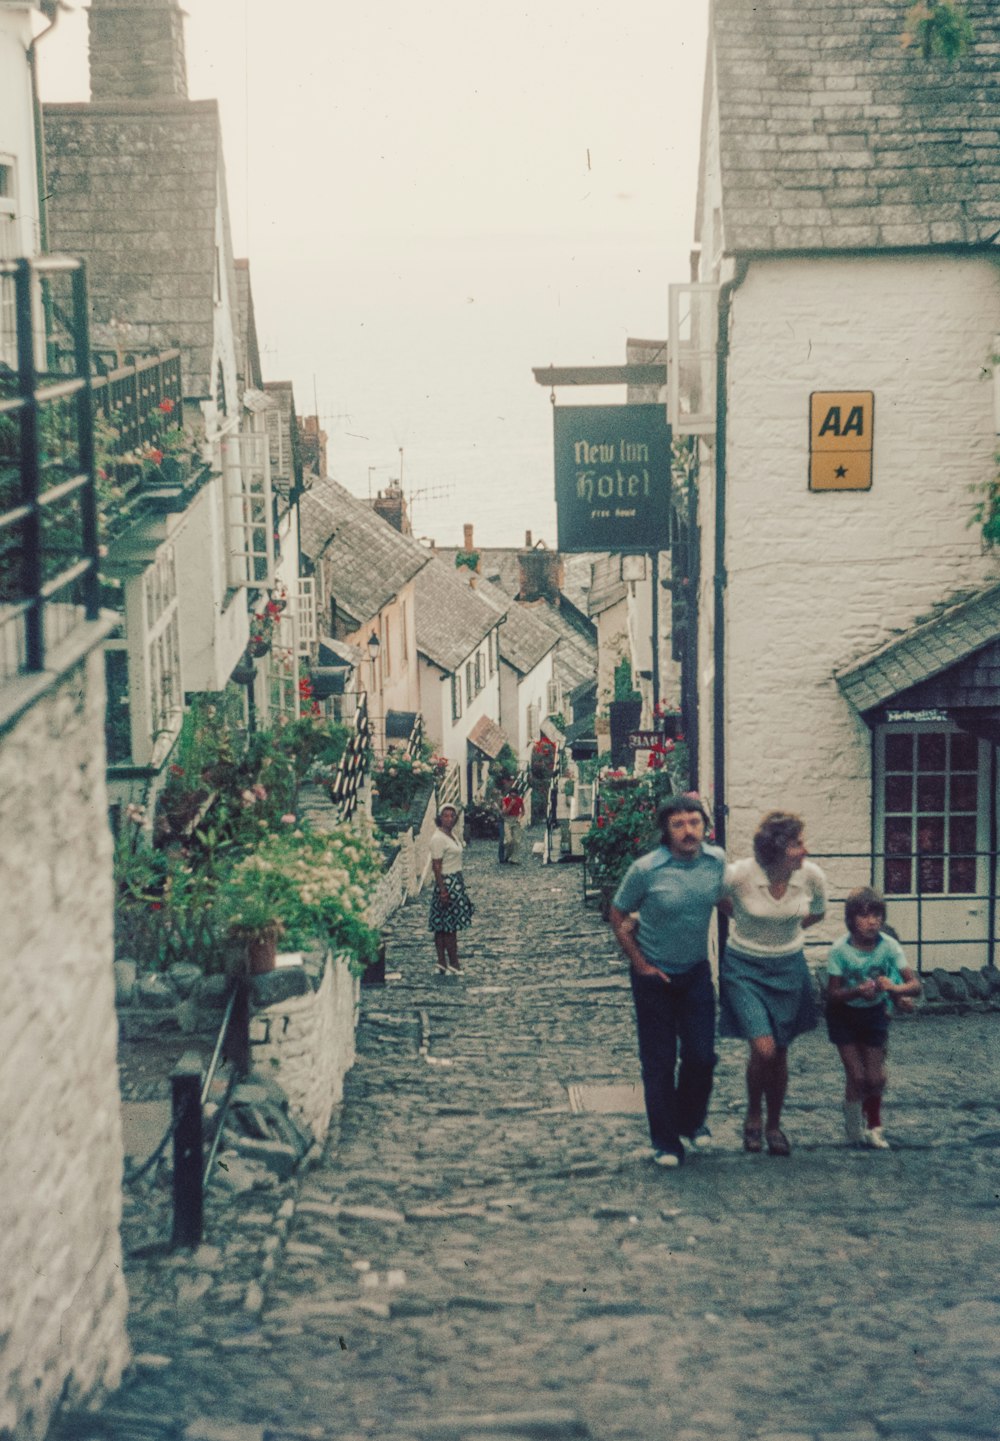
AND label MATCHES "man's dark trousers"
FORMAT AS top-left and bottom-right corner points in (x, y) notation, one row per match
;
(630, 959), (717, 1158)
